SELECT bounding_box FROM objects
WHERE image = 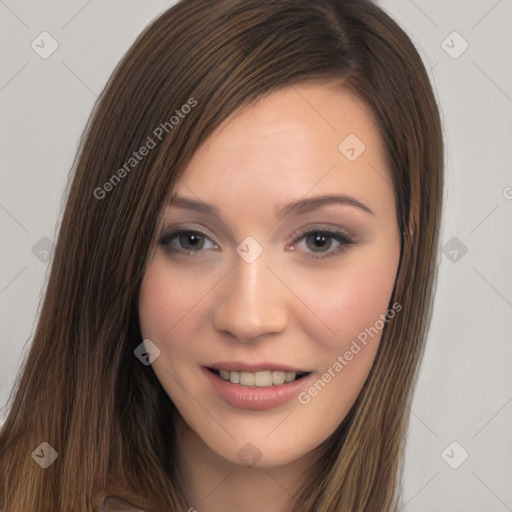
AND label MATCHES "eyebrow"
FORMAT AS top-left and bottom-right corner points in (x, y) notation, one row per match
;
(168, 193), (374, 218)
